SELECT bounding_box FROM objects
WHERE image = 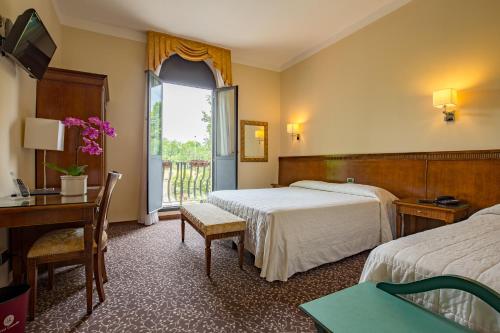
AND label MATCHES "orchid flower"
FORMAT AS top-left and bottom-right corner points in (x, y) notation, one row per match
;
(46, 116), (116, 176)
